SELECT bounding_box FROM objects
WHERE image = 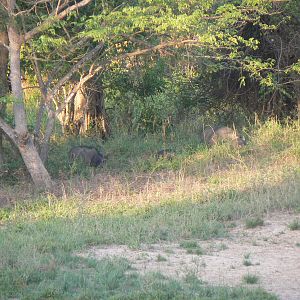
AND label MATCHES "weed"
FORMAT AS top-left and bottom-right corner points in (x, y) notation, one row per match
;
(243, 274), (260, 284)
(217, 243), (228, 251)
(180, 240), (198, 249)
(245, 217), (264, 229)
(156, 254), (167, 262)
(243, 253), (253, 266)
(288, 219), (300, 231)
(186, 248), (205, 255)
(243, 260), (253, 267)
(244, 253), (251, 259)
(180, 240), (205, 255)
